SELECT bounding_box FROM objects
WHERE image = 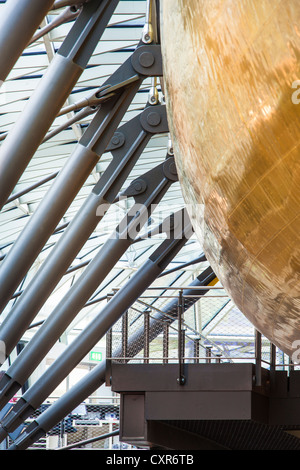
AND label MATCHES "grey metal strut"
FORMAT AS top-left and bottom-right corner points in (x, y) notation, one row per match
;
(0, 104), (168, 359)
(0, 0), (55, 85)
(0, 266), (215, 444)
(0, 42), (163, 314)
(0, 157), (178, 410)
(4, 209), (193, 450)
(0, 0), (120, 210)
